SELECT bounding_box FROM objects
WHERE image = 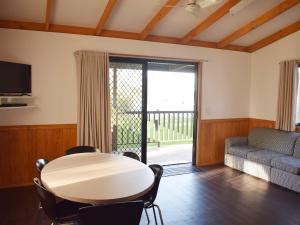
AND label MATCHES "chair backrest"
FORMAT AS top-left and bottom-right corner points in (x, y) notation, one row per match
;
(36, 158), (49, 173)
(33, 177), (57, 221)
(78, 201), (144, 225)
(144, 164), (164, 205)
(123, 151), (140, 161)
(65, 146), (97, 155)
